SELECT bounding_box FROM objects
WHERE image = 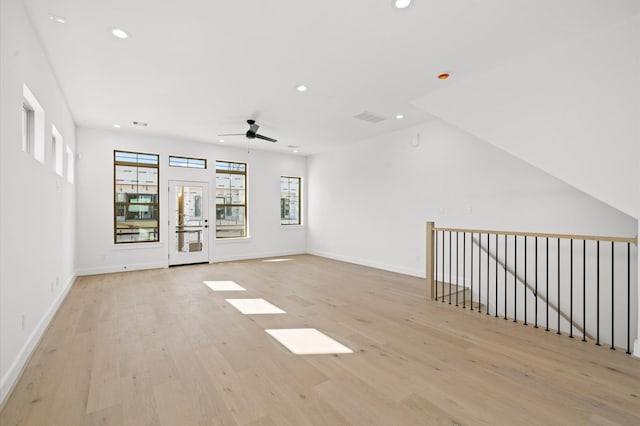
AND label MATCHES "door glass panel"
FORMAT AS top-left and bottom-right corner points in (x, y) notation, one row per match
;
(175, 186), (204, 253)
